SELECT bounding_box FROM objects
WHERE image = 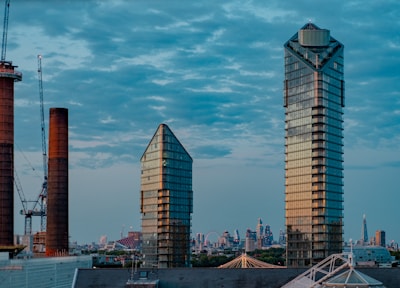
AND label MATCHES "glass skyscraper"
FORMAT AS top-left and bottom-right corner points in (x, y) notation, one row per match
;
(283, 23), (344, 267)
(140, 124), (193, 268)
